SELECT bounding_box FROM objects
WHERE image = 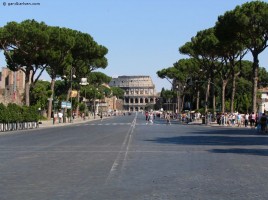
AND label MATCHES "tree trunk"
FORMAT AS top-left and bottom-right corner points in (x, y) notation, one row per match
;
(252, 53), (259, 114)
(47, 78), (55, 119)
(196, 90), (200, 110)
(205, 79), (210, 113)
(230, 70), (240, 113)
(230, 73), (236, 113)
(181, 95), (185, 111)
(213, 94), (216, 114)
(221, 79), (228, 113)
(64, 87), (71, 118)
(210, 72), (216, 118)
(76, 90), (80, 117)
(177, 91), (181, 113)
(25, 70), (31, 106)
